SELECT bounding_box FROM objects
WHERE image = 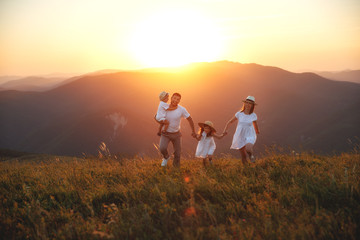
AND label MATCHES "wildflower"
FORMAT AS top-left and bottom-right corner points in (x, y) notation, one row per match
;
(184, 207), (196, 216)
